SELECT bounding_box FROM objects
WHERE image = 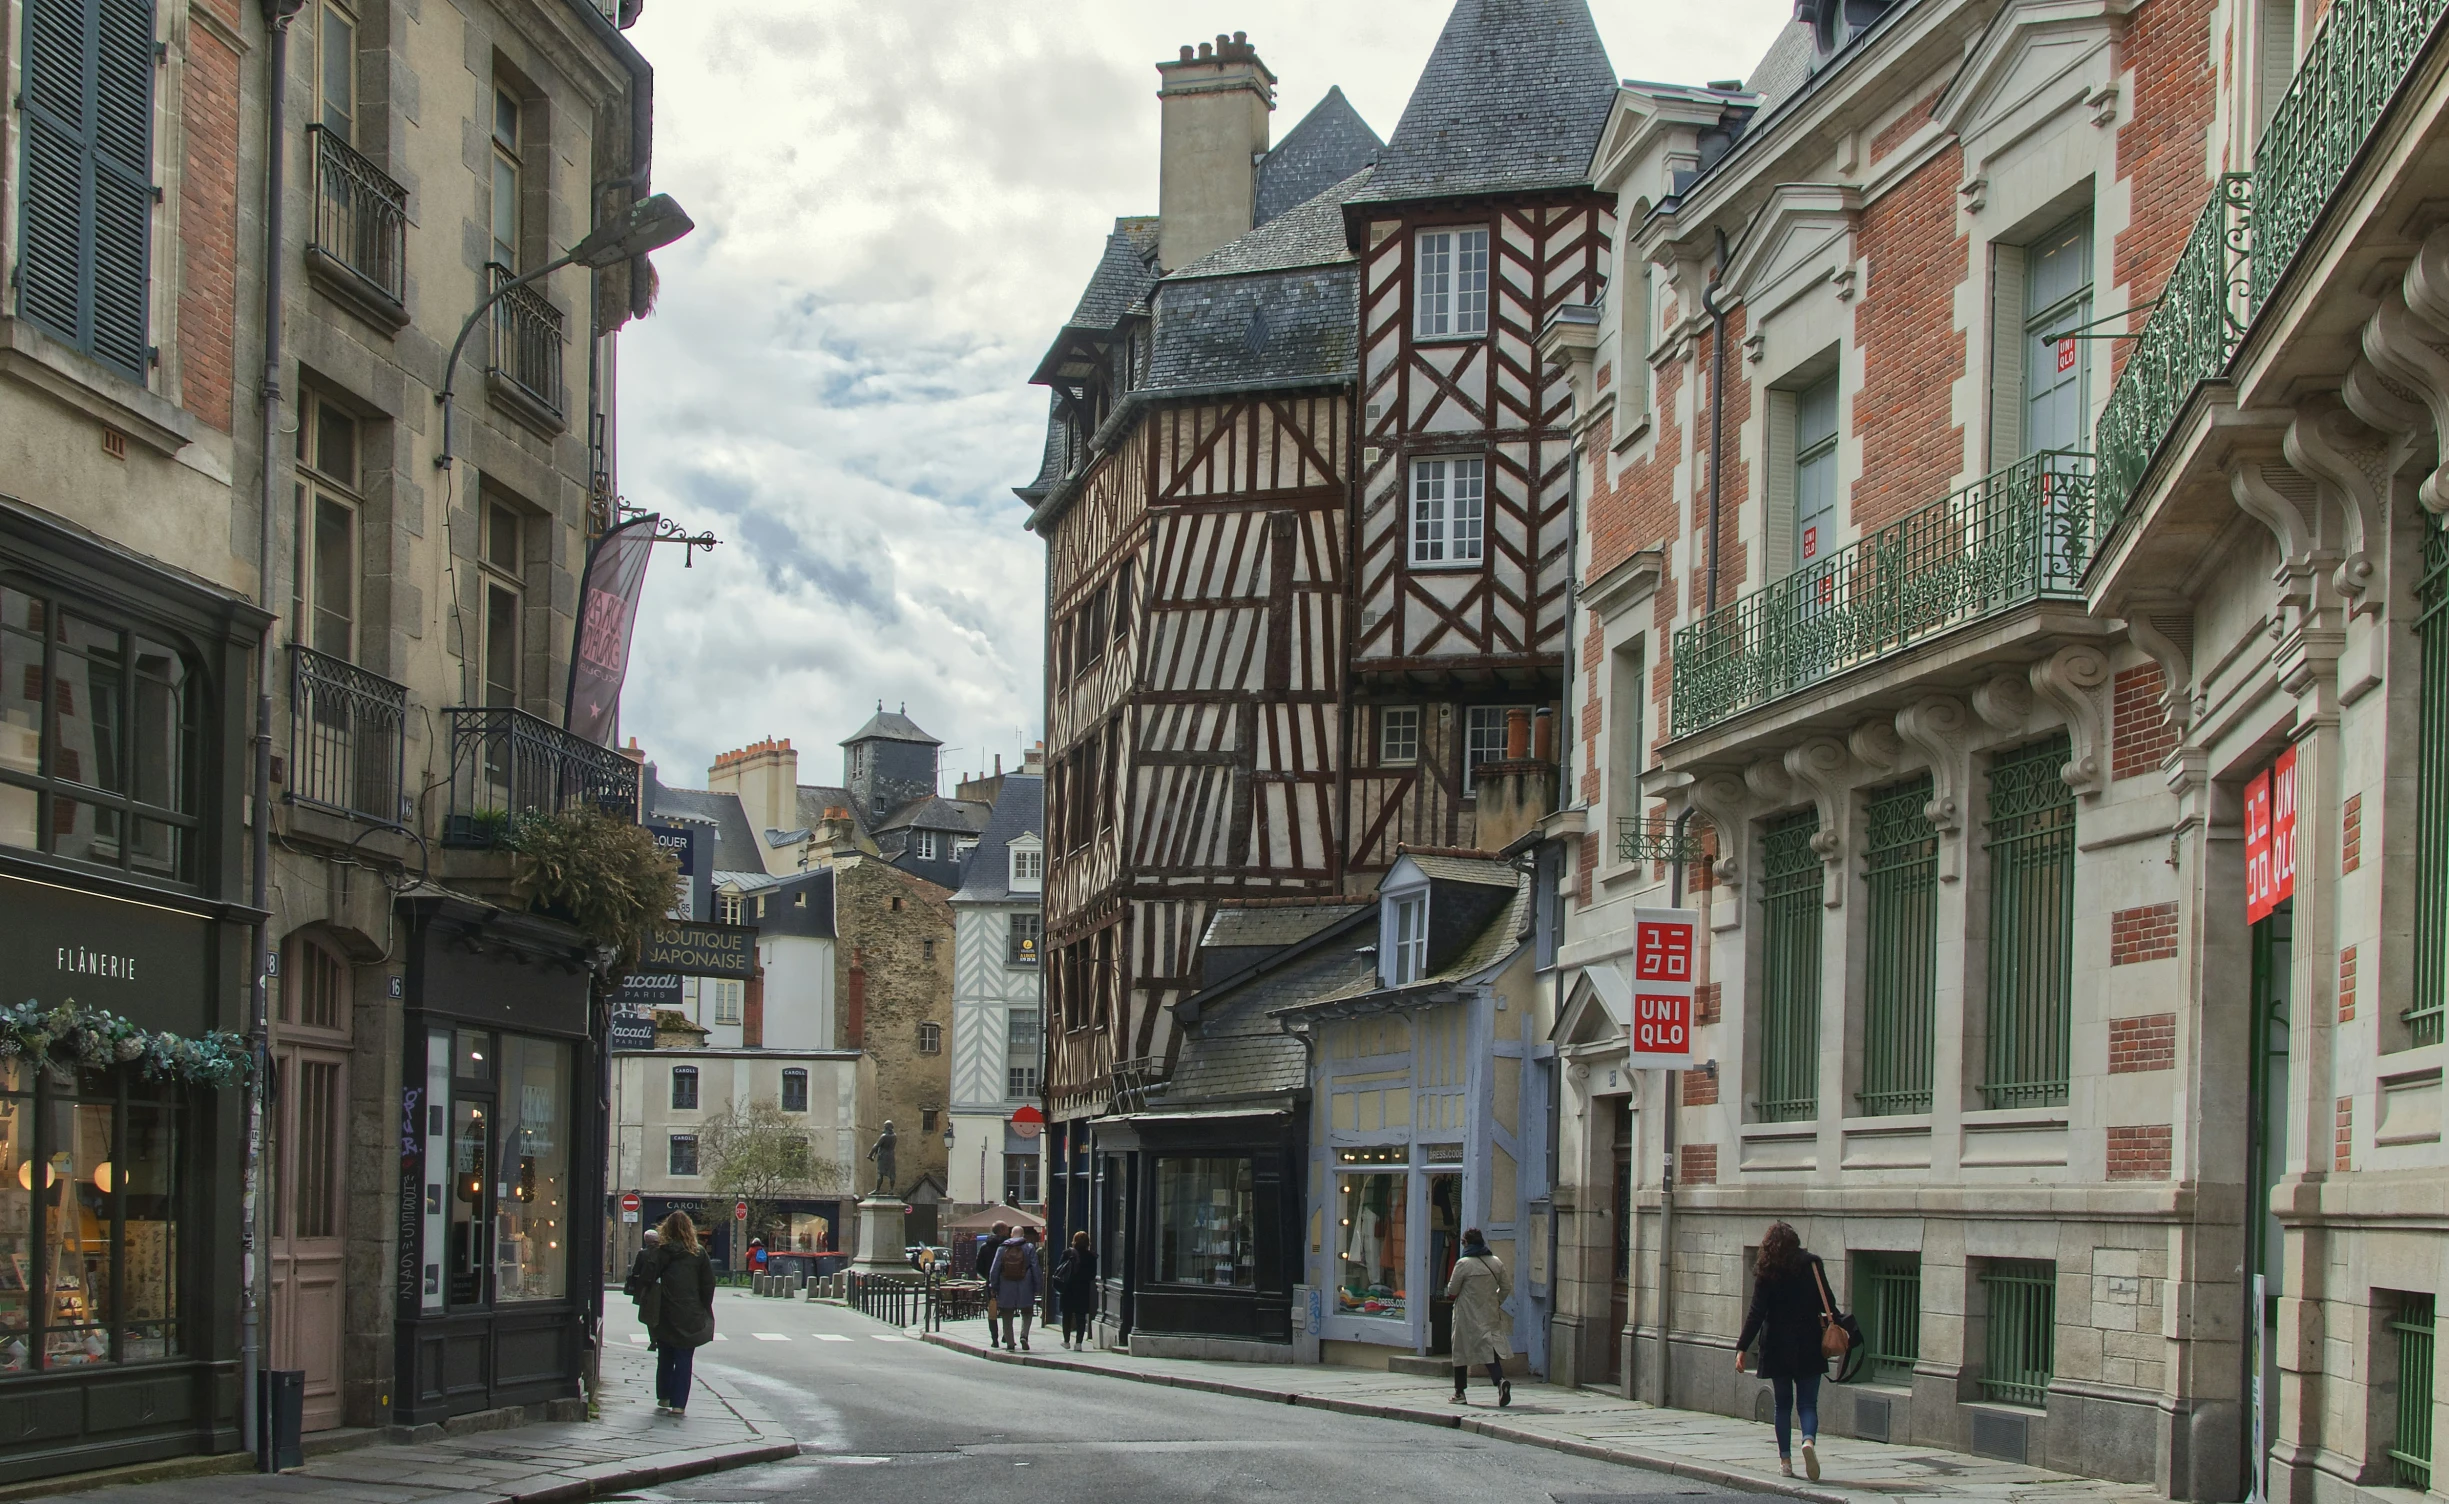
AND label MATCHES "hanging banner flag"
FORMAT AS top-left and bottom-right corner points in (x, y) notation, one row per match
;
(1627, 907), (1700, 1069)
(2245, 746), (2298, 924)
(564, 512), (660, 747)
